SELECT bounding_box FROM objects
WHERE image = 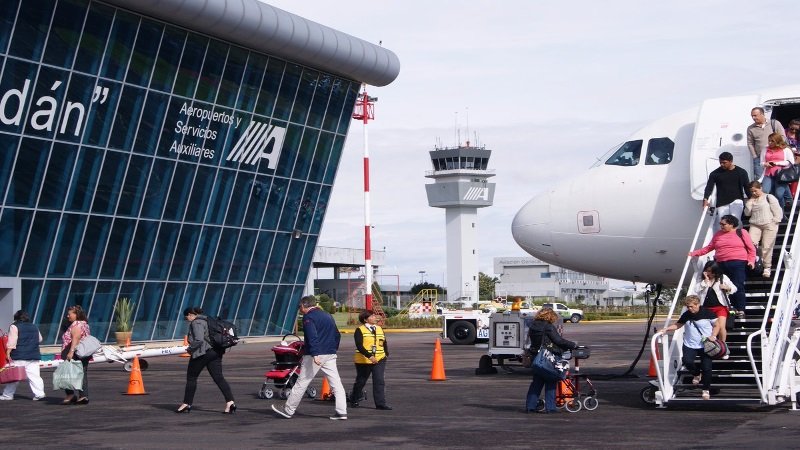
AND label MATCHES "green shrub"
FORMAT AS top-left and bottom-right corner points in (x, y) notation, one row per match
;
(385, 315), (442, 328)
(317, 294), (336, 314)
(382, 307), (400, 318)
